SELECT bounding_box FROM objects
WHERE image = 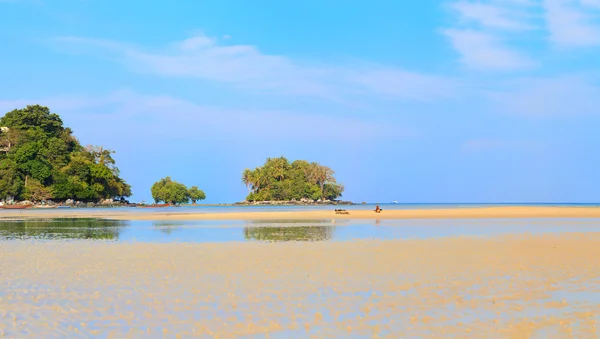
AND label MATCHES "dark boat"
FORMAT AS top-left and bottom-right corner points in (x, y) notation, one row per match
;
(0, 204), (33, 209)
(136, 203), (171, 208)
